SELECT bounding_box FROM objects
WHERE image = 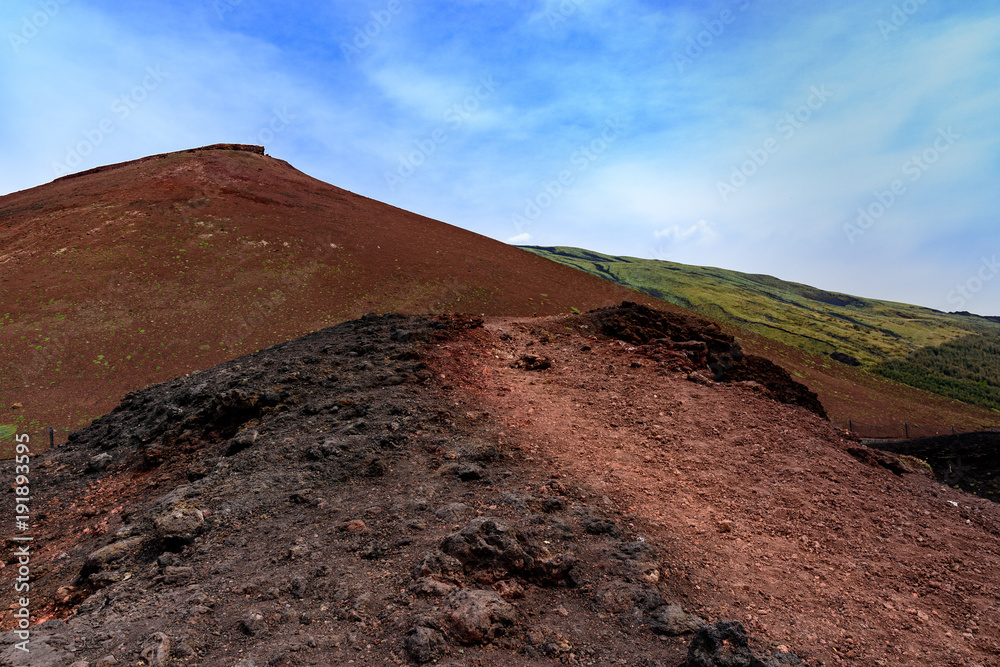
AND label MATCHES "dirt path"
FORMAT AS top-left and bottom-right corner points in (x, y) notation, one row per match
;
(436, 316), (1000, 666)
